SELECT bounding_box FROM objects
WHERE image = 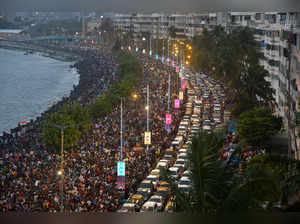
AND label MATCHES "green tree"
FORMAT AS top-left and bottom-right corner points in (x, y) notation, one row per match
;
(88, 52), (142, 120)
(162, 132), (279, 214)
(238, 107), (282, 147)
(247, 153), (300, 209)
(41, 112), (81, 151)
(192, 27), (274, 117)
(42, 102), (91, 151)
